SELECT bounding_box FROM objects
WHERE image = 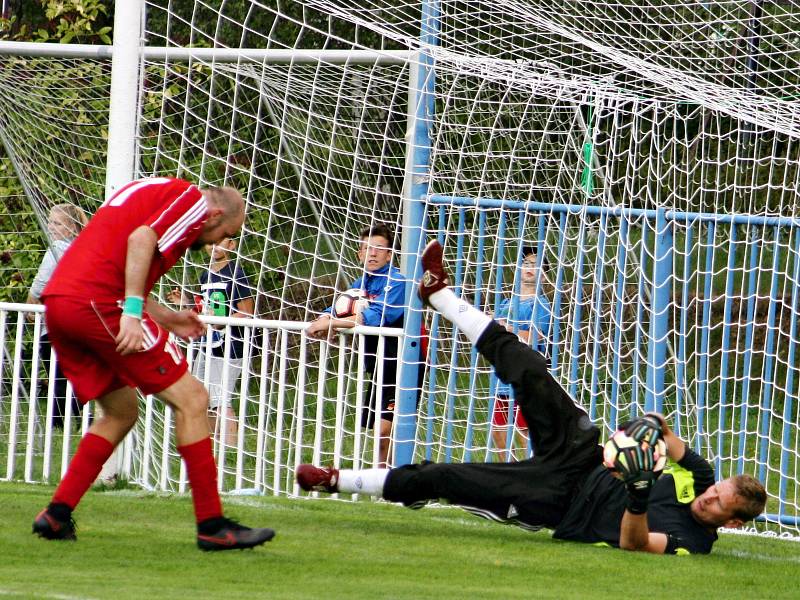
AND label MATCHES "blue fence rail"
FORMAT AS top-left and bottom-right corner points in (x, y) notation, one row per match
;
(418, 195), (799, 528)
